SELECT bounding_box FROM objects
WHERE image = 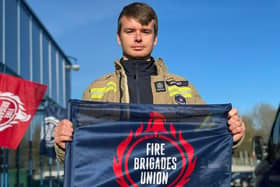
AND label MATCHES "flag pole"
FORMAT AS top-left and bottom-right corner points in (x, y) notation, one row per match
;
(2, 148), (5, 187)
(0, 147), (4, 187)
(4, 149), (8, 187)
(49, 157), (52, 187)
(39, 155), (43, 187)
(40, 117), (45, 187)
(0, 148), (4, 187)
(48, 101), (52, 187)
(1, 63), (8, 187)
(16, 145), (20, 187)
(56, 159), (60, 185)
(0, 60), (7, 187)
(28, 121), (33, 187)
(40, 104), (47, 187)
